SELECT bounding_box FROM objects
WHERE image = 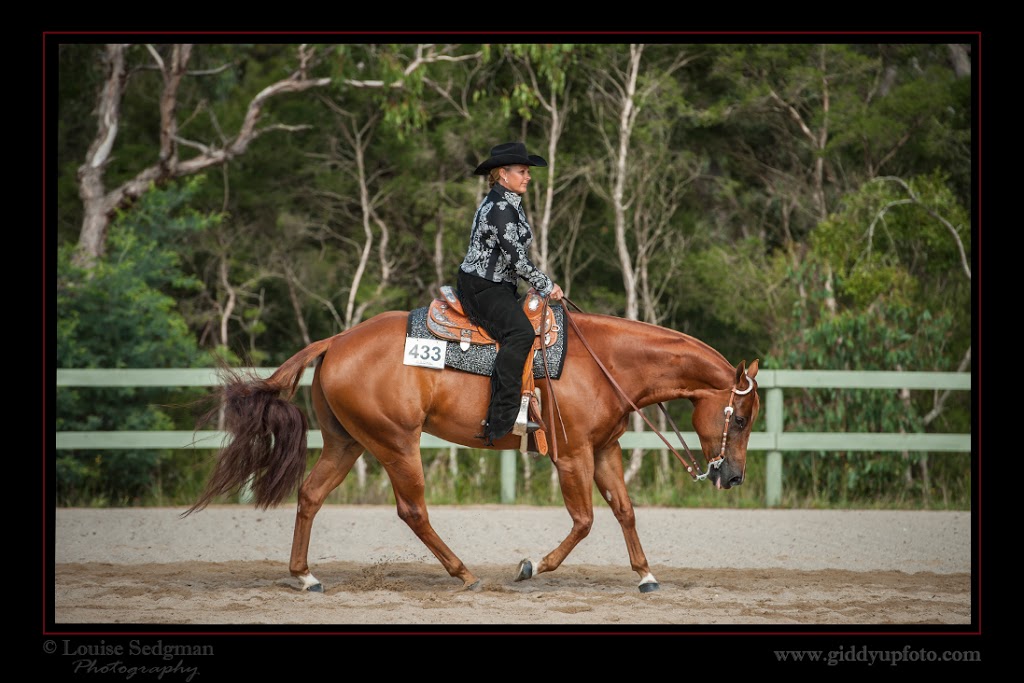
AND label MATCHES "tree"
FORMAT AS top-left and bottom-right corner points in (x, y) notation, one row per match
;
(57, 180), (215, 504)
(74, 44), (330, 266)
(766, 171), (971, 504)
(676, 41), (970, 357)
(497, 45), (583, 276)
(582, 43), (700, 483)
(164, 44), (489, 362)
